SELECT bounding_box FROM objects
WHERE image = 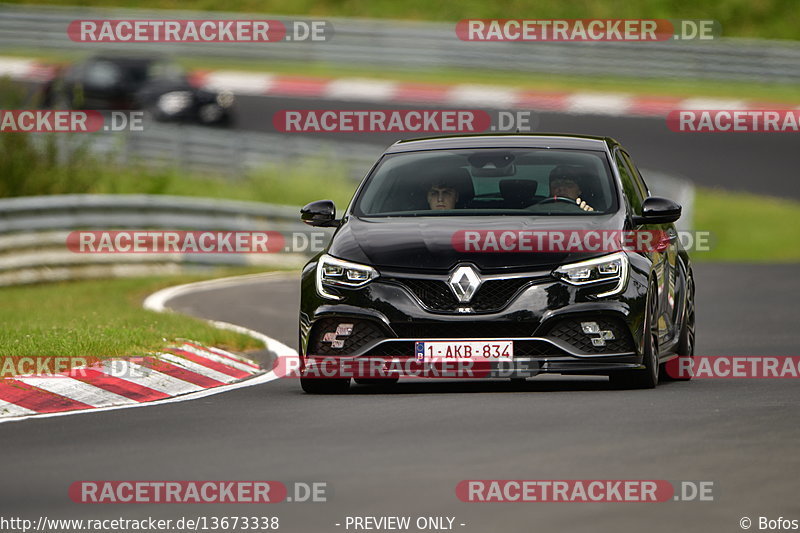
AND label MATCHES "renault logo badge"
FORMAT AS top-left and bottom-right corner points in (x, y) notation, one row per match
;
(448, 265), (481, 303)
